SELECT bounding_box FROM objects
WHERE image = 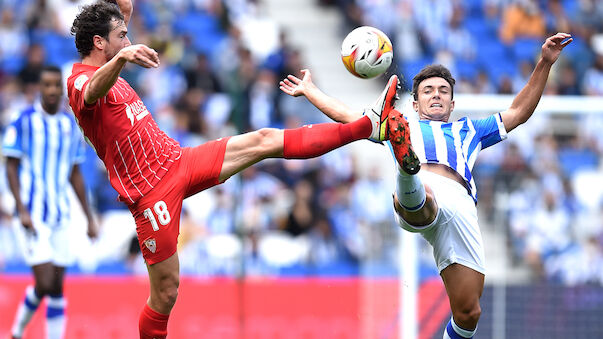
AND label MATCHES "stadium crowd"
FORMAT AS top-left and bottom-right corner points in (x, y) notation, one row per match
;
(0, 0), (602, 285)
